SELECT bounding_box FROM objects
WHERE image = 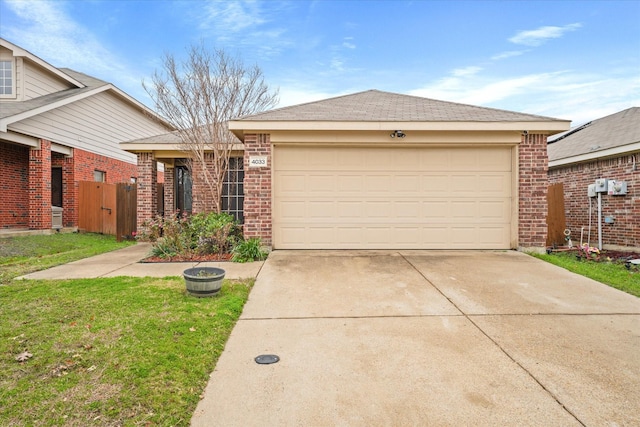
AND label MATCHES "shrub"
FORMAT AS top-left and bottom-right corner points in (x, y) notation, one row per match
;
(189, 212), (242, 255)
(140, 212), (242, 259)
(232, 237), (269, 263)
